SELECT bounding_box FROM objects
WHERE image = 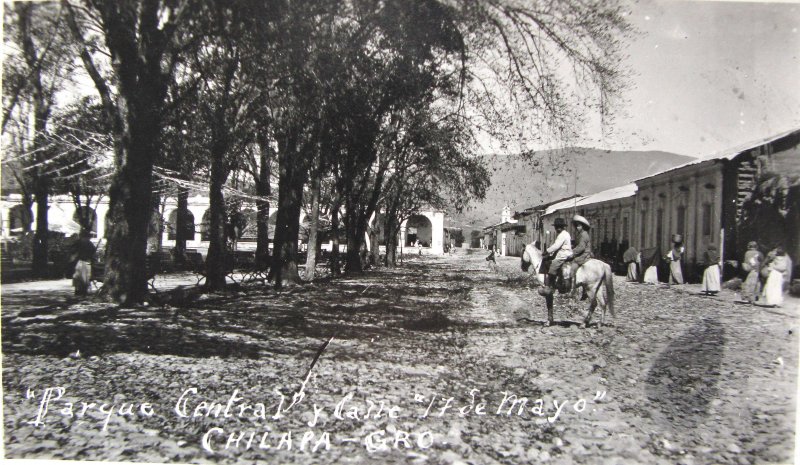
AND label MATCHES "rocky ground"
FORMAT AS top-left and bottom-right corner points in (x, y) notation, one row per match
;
(2, 250), (798, 464)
